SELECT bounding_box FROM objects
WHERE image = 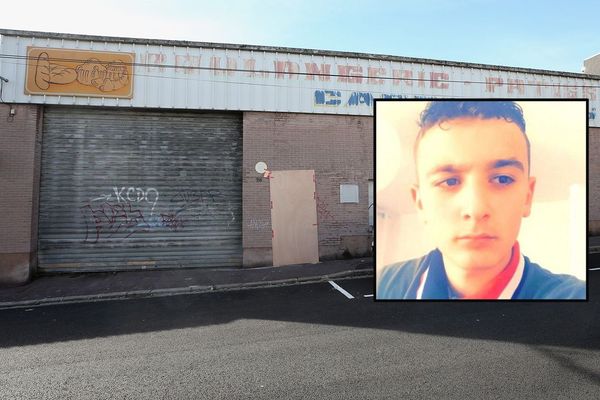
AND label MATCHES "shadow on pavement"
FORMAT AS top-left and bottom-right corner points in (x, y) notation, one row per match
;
(531, 345), (600, 386)
(0, 275), (598, 355)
